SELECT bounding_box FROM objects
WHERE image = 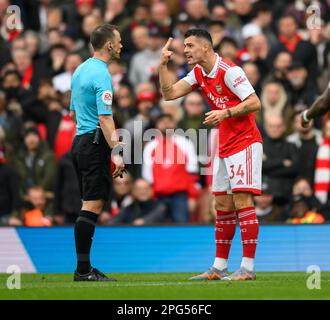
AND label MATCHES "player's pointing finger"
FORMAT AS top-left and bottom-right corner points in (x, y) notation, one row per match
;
(163, 37), (173, 50)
